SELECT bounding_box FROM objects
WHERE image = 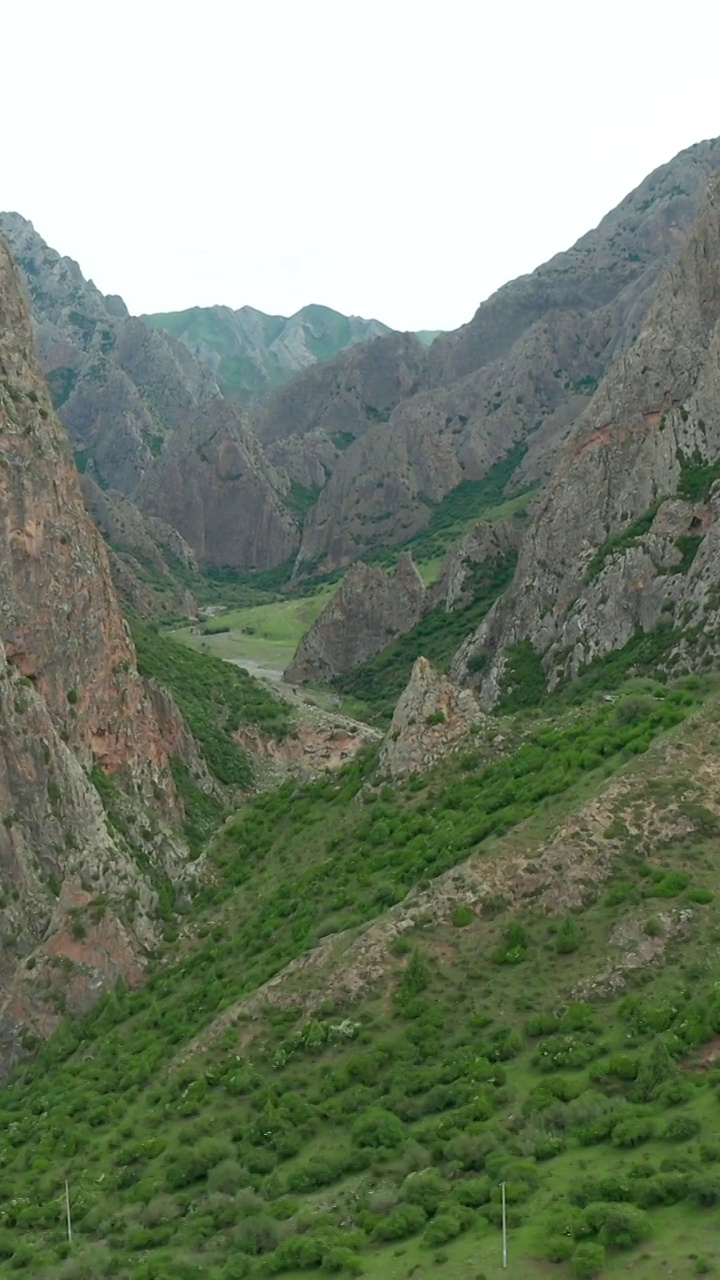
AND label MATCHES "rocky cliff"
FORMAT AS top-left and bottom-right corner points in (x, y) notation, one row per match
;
(454, 170), (720, 703)
(142, 302), (392, 403)
(0, 213), (220, 496)
(79, 475), (199, 617)
(0, 236), (193, 1071)
(284, 139), (720, 573)
(432, 517), (525, 612)
(284, 553), (426, 684)
(135, 399), (300, 571)
(0, 216), (311, 572)
(379, 657), (484, 778)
